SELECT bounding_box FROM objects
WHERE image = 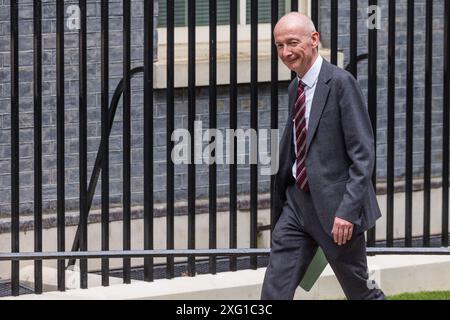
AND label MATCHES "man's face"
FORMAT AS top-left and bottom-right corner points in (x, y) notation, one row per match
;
(274, 24), (318, 74)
